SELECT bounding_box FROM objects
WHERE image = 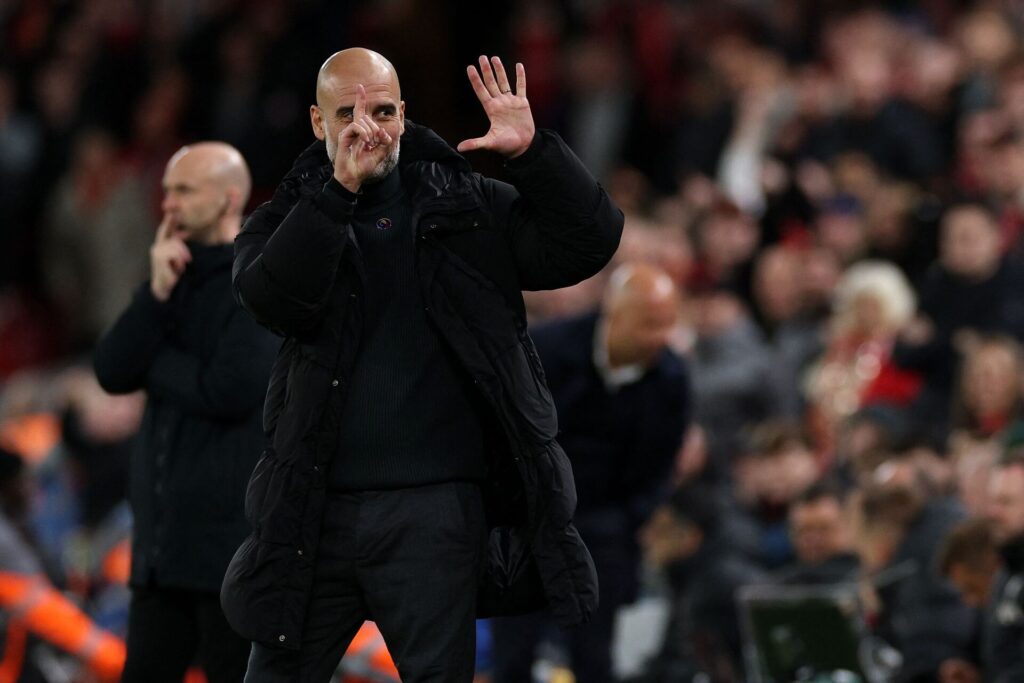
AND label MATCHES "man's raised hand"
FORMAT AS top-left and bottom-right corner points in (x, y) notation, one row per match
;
(333, 84), (393, 193)
(458, 56), (535, 159)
